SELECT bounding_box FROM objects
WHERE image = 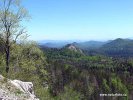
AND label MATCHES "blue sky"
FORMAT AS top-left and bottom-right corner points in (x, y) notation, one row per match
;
(22, 0), (133, 41)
